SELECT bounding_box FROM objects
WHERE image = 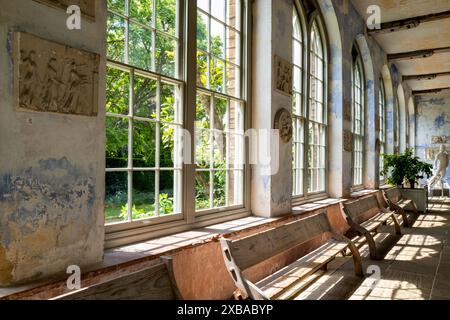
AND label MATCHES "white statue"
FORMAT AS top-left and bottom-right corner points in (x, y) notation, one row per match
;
(428, 144), (449, 191)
